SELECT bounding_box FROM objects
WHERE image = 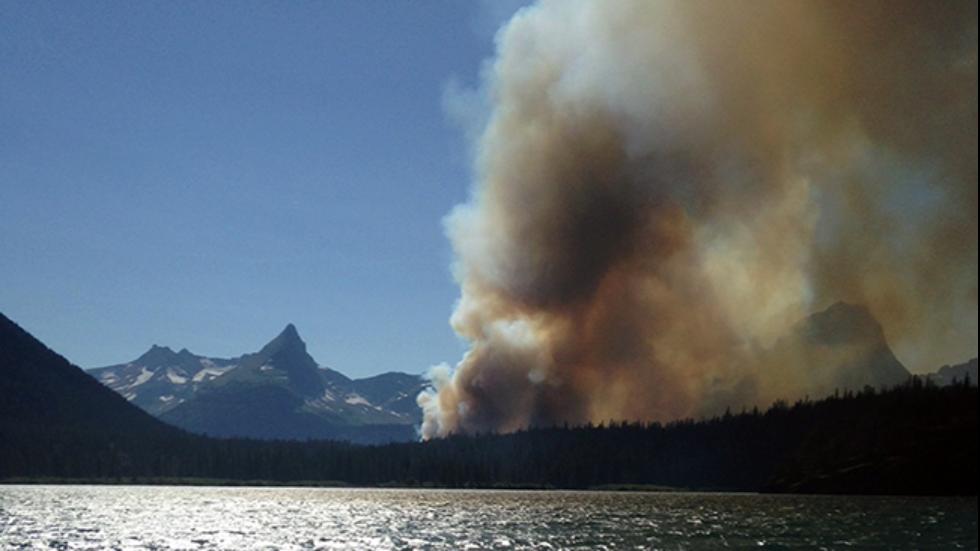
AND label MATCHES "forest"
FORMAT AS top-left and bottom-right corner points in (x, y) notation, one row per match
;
(2, 379), (975, 495)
